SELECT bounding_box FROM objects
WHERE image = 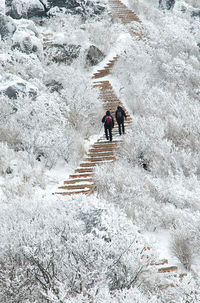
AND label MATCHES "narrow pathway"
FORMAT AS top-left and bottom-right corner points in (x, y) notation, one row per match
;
(55, 2), (138, 197)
